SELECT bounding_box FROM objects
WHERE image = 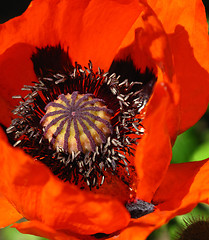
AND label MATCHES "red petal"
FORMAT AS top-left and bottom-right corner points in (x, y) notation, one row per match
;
(12, 220), (77, 240)
(0, 193), (22, 228)
(0, 43), (37, 125)
(0, 0), (144, 124)
(0, 95), (13, 127)
(147, 0), (209, 132)
(153, 159), (209, 210)
(113, 2), (173, 76)
(112, 159), (209, 239)
(0, 128), (130, 235)
(135, 81), (179, 202)
(168, 27), (209, 133)
(117, 158), (209, 240)
(0, 0), (146, 70)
